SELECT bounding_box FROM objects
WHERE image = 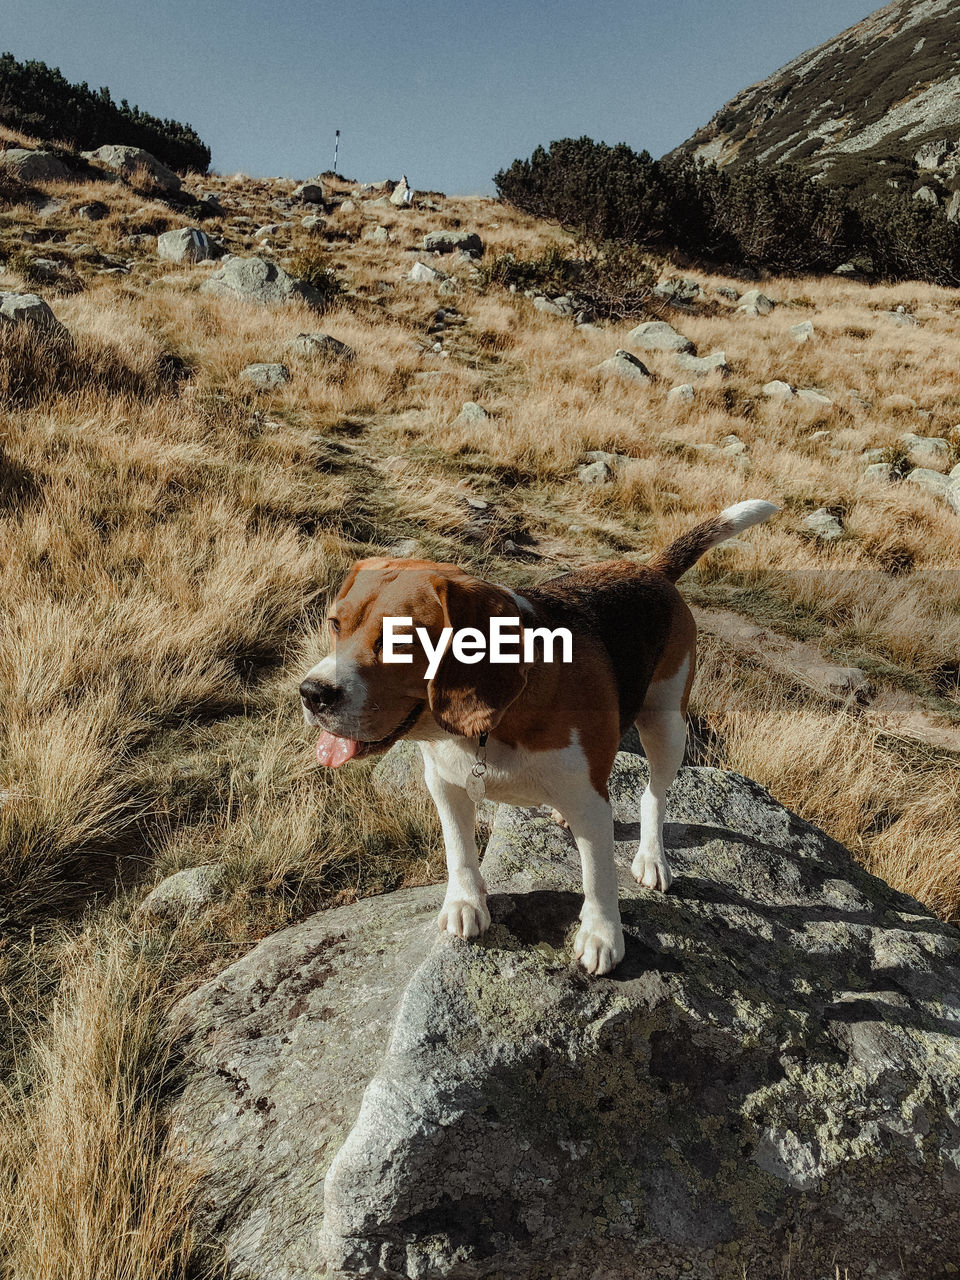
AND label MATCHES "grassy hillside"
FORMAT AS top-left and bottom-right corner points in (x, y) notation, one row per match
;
(0, 126), (958, 1274)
